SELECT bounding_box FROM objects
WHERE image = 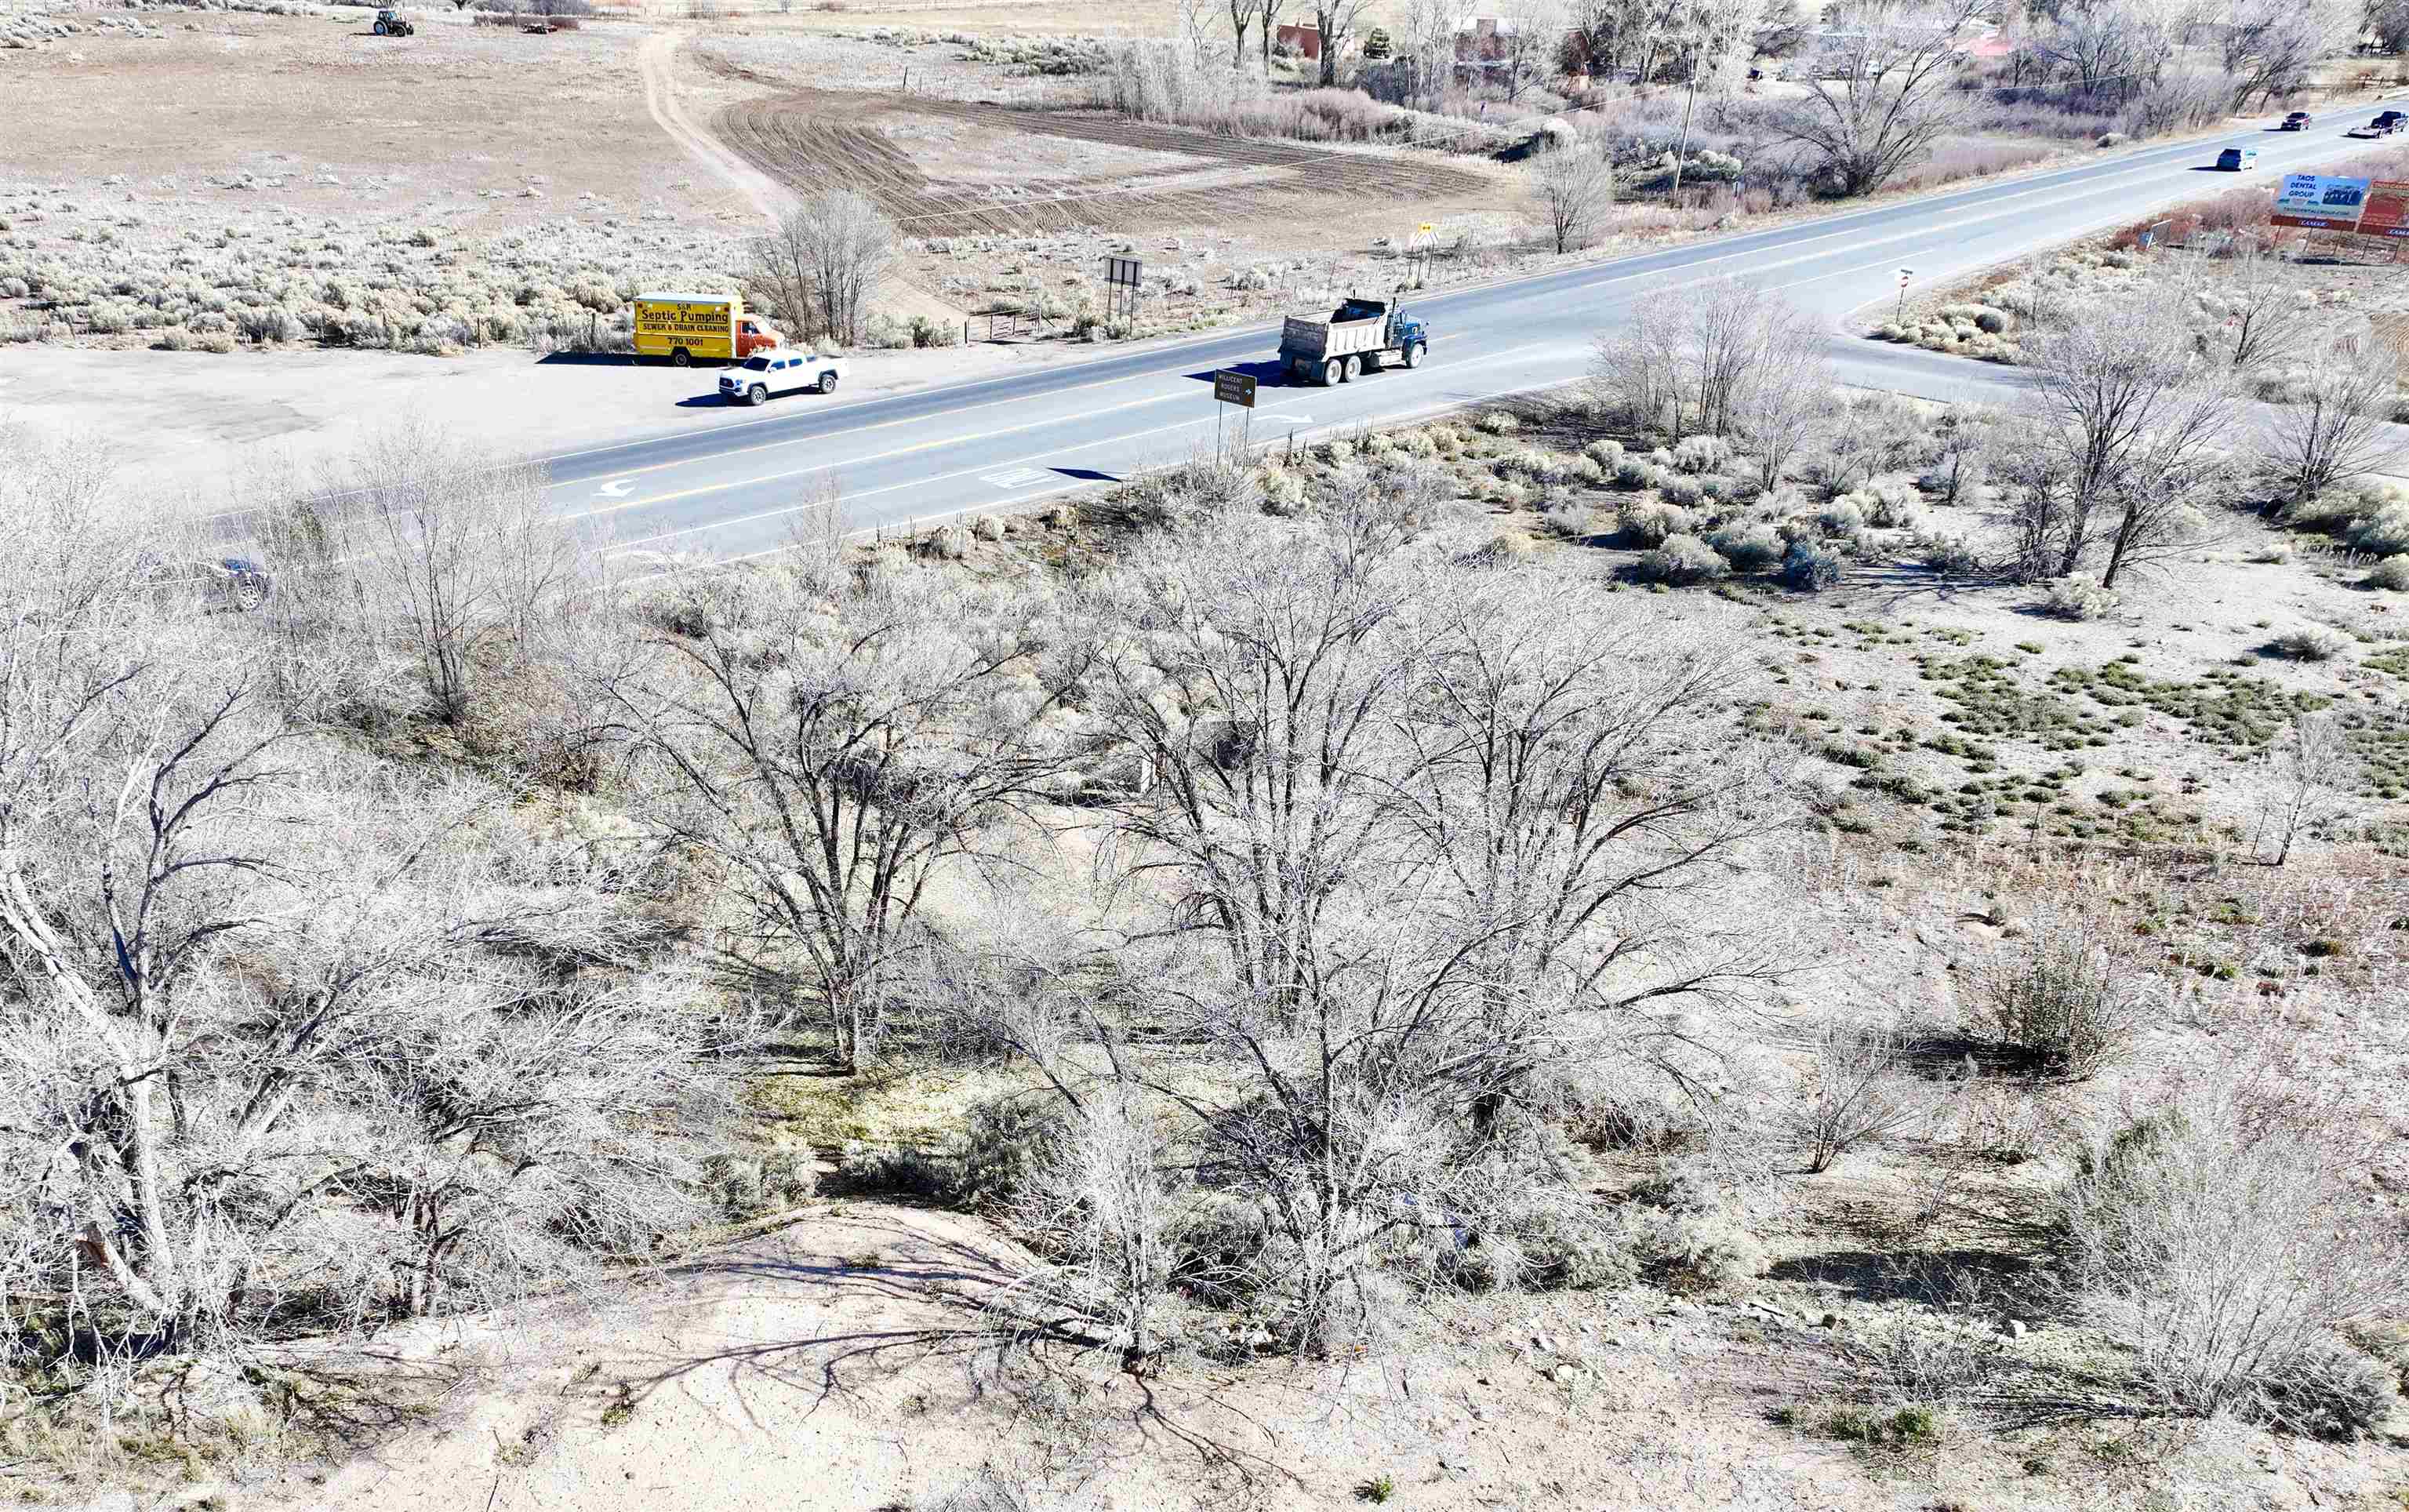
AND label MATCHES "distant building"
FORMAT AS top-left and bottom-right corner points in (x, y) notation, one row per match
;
(1277, 22), (1323, 60)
